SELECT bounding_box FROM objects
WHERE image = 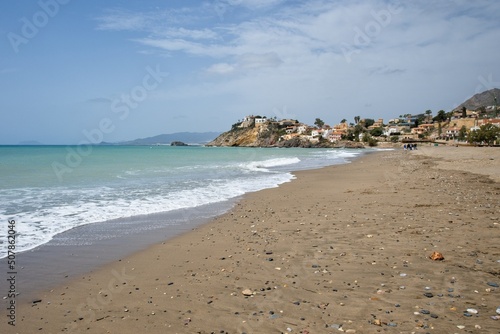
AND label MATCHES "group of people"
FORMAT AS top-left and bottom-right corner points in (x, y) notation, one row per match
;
(403, 143), (417, 150)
